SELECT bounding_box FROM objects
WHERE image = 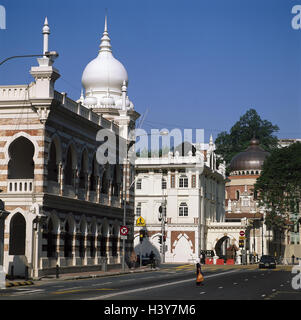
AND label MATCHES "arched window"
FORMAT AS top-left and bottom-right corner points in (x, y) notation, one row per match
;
(179, 202), (188, 217)
(65, 147), (75, 186)
(79, 150), (88, 189)
(78, 220), (86, 258)
(254, 190), (258, 200)
(47, 218), (56, 258)
(9, 213), (26, 255)
(236, 190), (240, 200)
(89, 156), (97, 192)
(101, 169), (109, 195)
(8, 137), (34, 179)
(47, 142), (58, 182)
(110, 227), (118, 257)
(179, 175), (188, 188)
(111, 165), (119, 197)
(64, 220), (73, 258)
